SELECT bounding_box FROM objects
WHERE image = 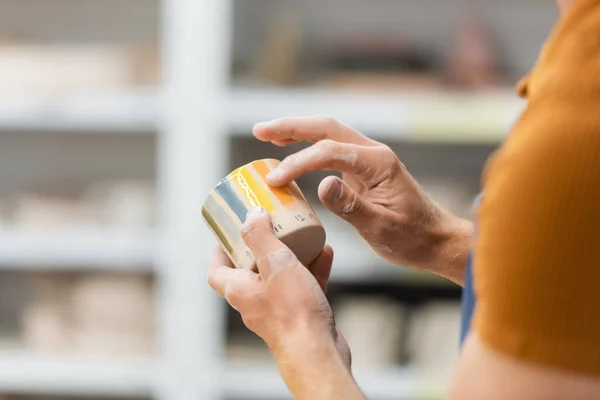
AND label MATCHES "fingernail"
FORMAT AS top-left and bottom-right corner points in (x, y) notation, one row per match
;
(246, 206), (266, 220)
(266, 168), (283, 184)
(327, 179), (342, 201)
